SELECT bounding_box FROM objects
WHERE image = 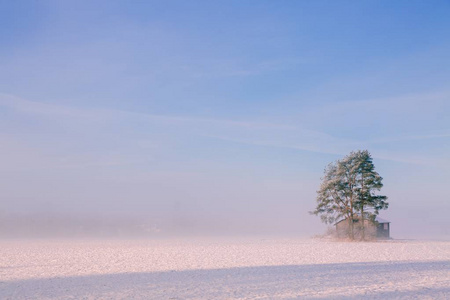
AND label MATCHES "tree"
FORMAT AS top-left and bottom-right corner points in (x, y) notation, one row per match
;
(353, 150), (388, 240)
(311, 150), (388, 240)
